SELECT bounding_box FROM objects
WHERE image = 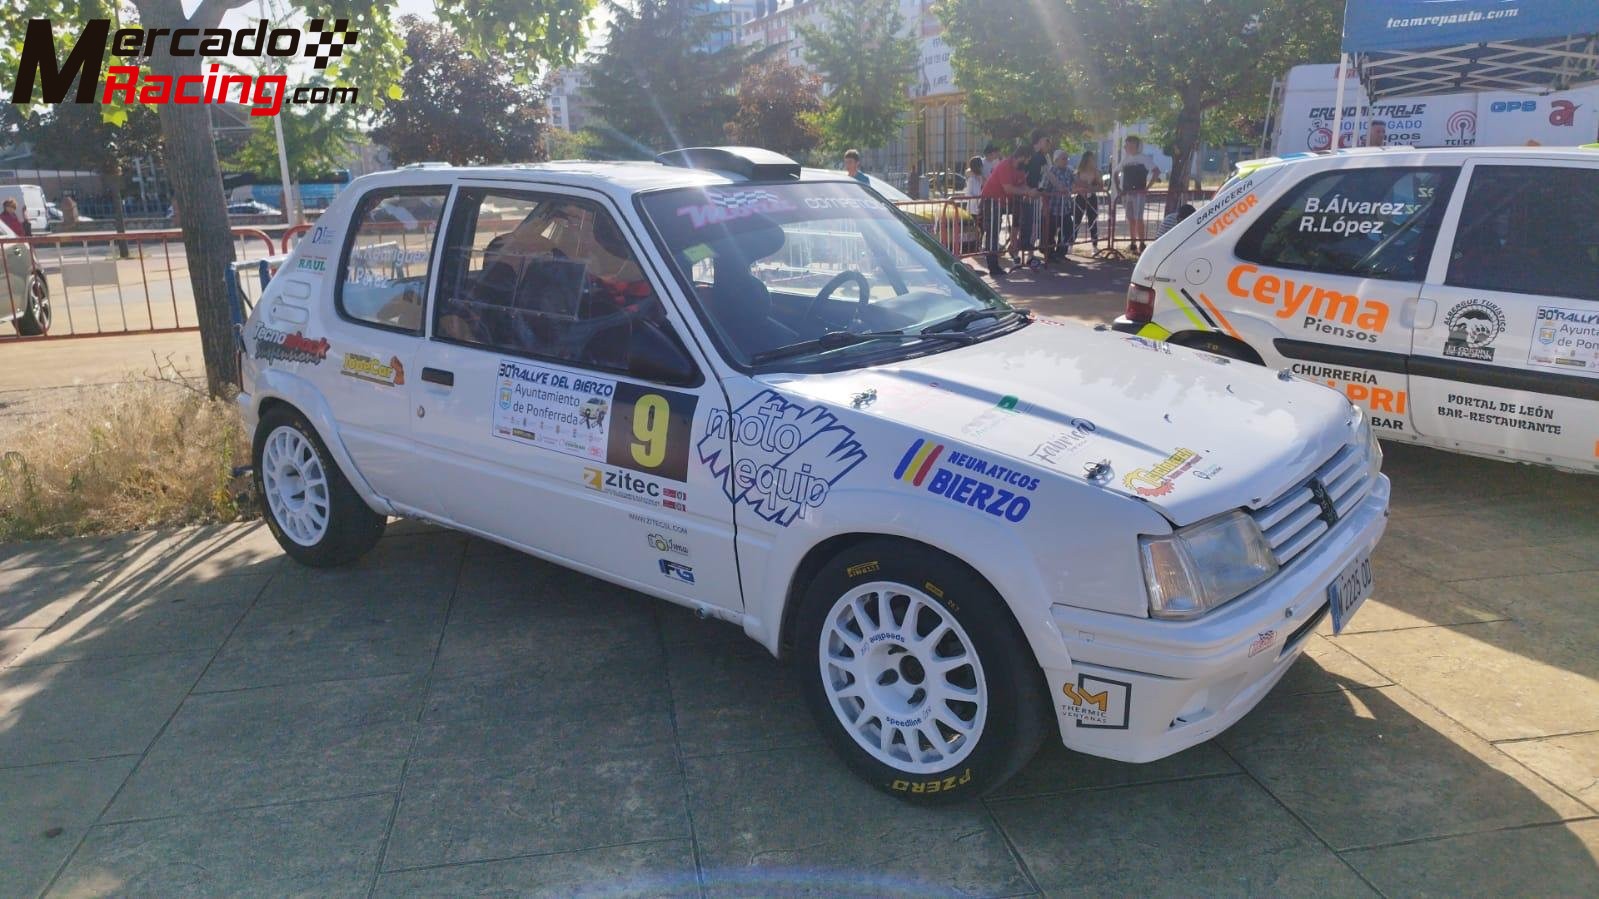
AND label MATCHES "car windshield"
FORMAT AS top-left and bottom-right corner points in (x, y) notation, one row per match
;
(638, 180), (1012, 370)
